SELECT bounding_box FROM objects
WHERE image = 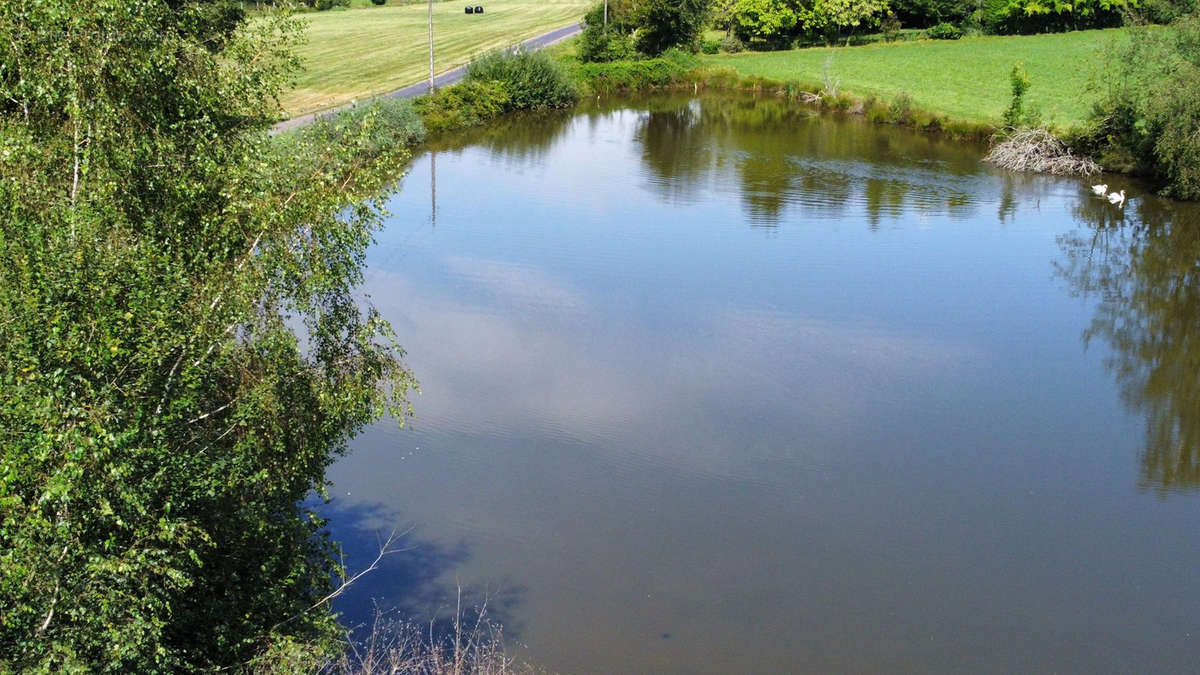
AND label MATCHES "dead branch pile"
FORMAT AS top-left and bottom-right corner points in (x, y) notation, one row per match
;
(984, 128), (1101, 176)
